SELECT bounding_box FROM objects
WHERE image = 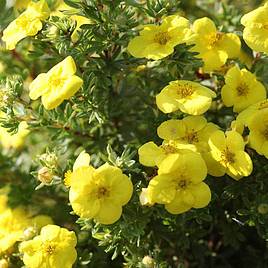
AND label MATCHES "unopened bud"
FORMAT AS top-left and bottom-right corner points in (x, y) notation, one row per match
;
(22, 226), (37, 241)
(39, 152), (58, 169)
(258, 203), (268, 214)
(38, 167), (53, 184)
(142, 256), (155, 268)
